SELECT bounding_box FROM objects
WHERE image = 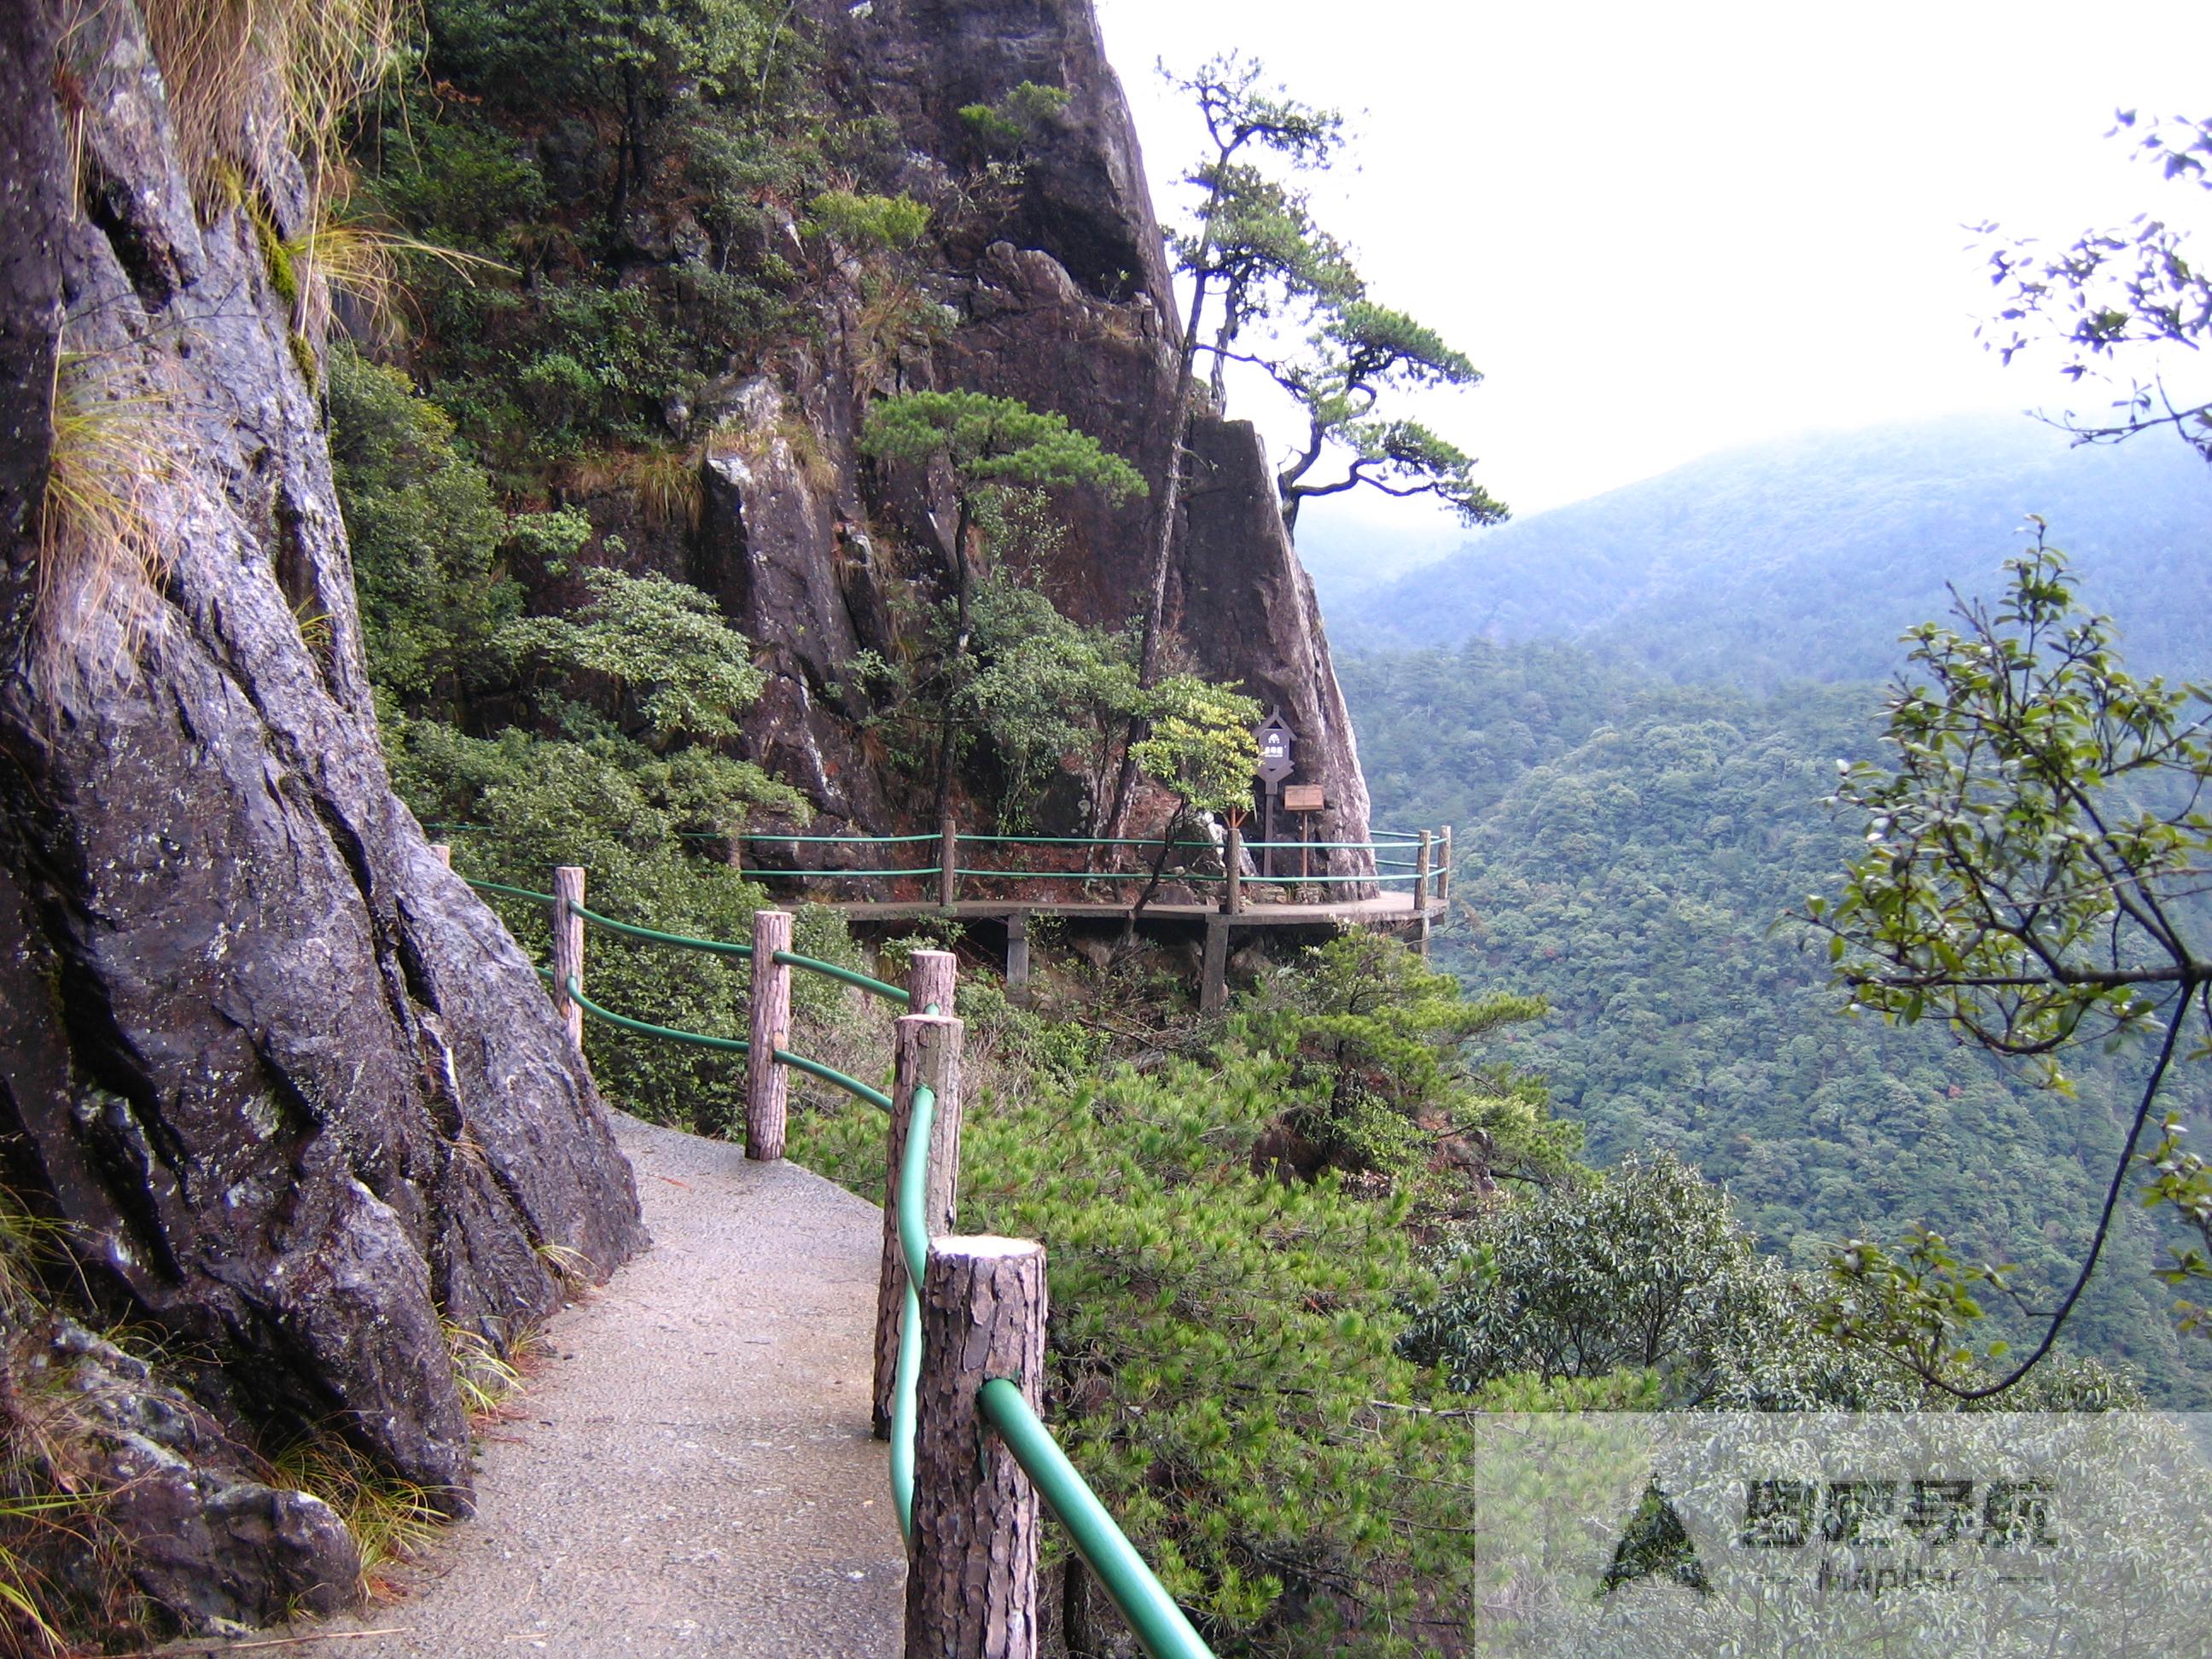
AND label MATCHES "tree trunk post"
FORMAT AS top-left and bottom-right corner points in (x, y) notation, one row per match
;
(1223, 823), (1243, 916)
(1414, 832), (1433, 958)
(429, 843), (451, 869)
(553, 866), (585, 1048)
(874, 1011), (964, 1439)
(1439, 824), (1452, 909)
(746, 909), (793, 1161)
(1004, 914), (1029, 998)
(907, 1236), (1046, 1659)
(1201, 917), (1229, 1015)
(907, 946), (958, 1018)
(939, 812), (958, 909)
